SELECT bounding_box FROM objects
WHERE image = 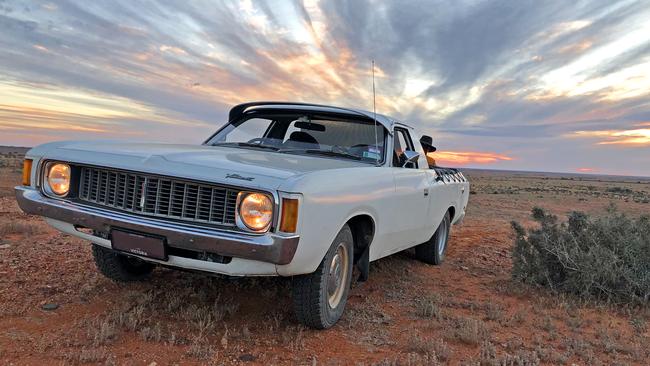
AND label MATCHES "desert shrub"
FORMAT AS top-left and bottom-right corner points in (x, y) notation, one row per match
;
(511, 206), (650, 304)
(606, 186), (633, 195)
